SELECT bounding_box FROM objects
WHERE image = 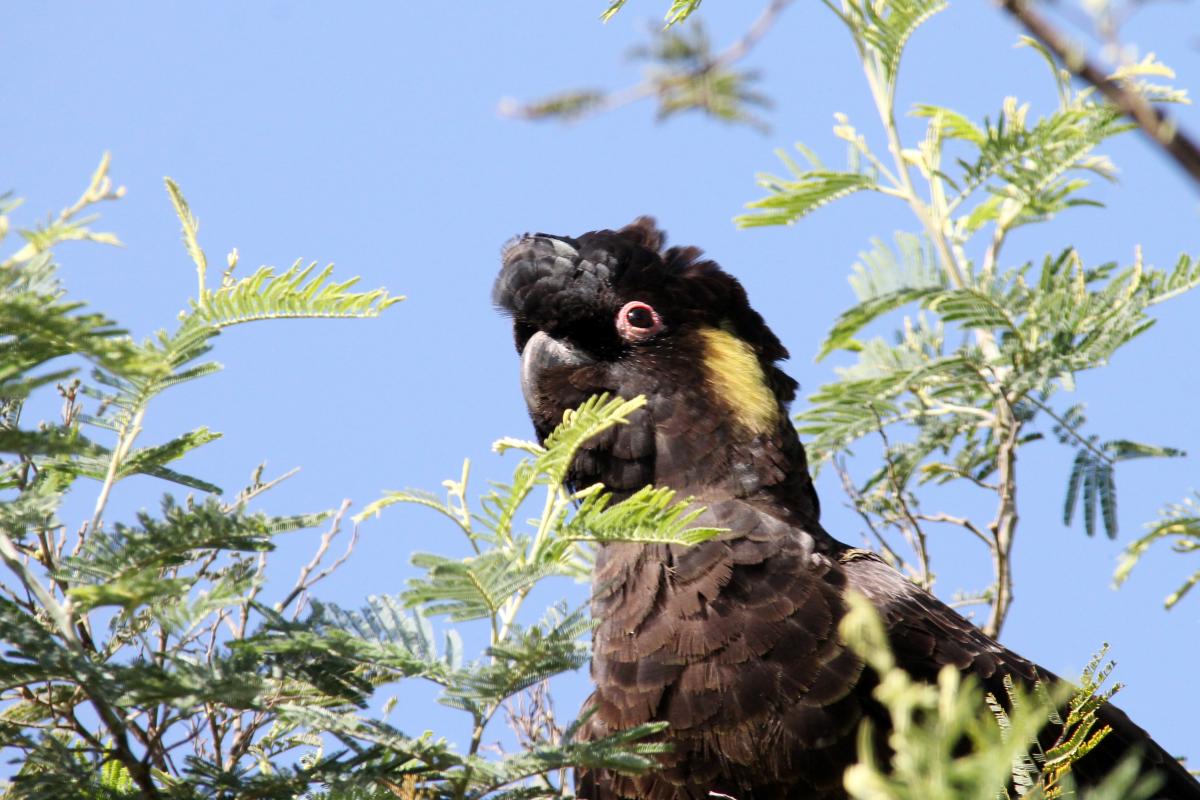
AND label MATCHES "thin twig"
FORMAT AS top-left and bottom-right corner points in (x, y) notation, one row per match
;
(226, 709), (270, 769)
(223, 466), (302, 513)
(915, 512), (992, 548)
(276, 499), (355, 617)
(1027, 394), (1113, 463)
(498, 0), (791, 122)
(833, 456), (909, 573)
(711, 0), (791, 69)
(984, 385), (1022, 638)
(0, 153), (125, 269)
(89, 405), (146, 535)
(872, 407), (933, 590)
(948, 593), (994, 610)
